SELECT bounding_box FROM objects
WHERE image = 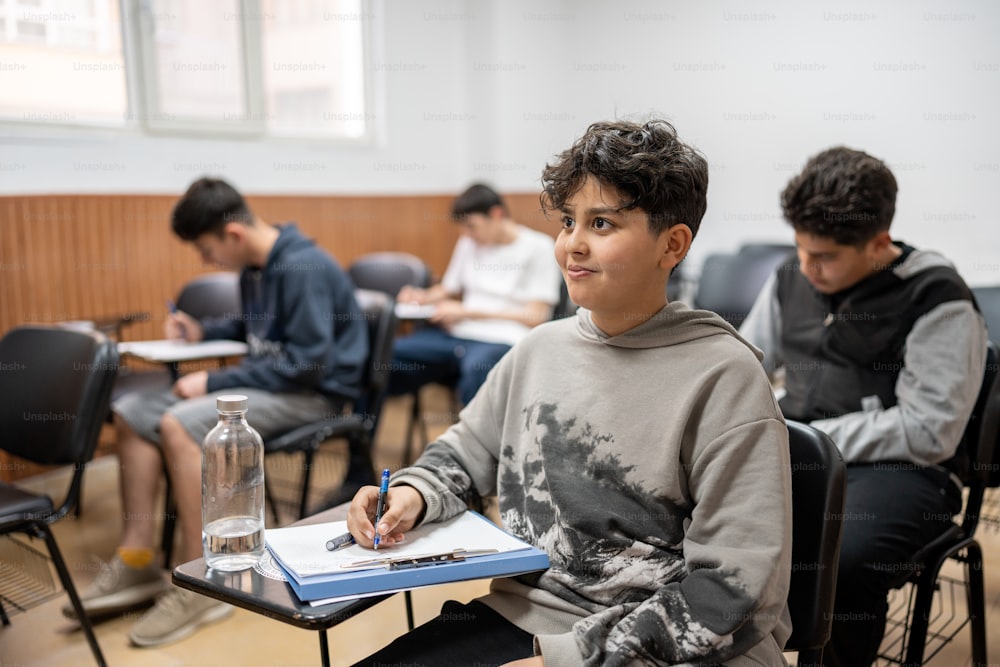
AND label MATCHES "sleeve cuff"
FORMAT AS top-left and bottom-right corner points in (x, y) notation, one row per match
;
(534, 632), (584, 667)
(389, 473), (442, 524)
